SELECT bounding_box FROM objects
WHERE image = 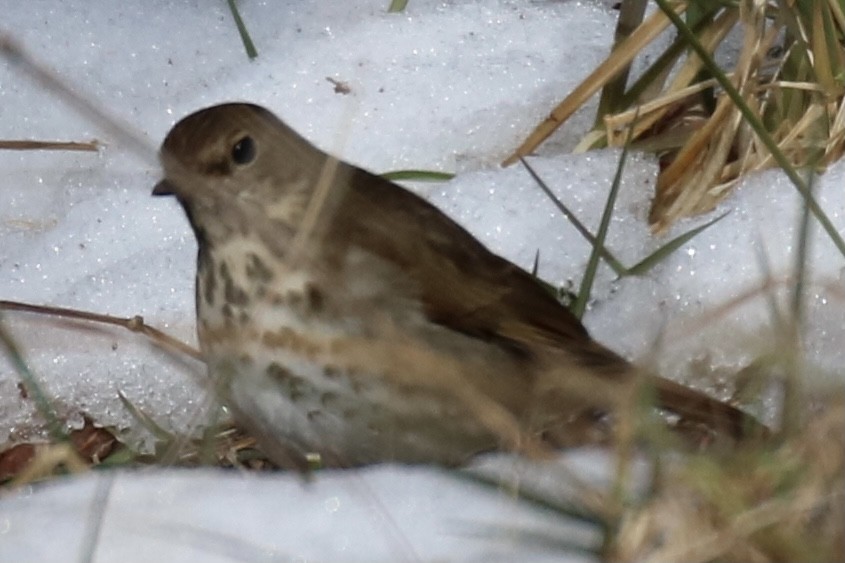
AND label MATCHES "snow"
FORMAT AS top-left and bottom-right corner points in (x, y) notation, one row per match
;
(0, 463), (606, 562)
(0, 0), (842, 560)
